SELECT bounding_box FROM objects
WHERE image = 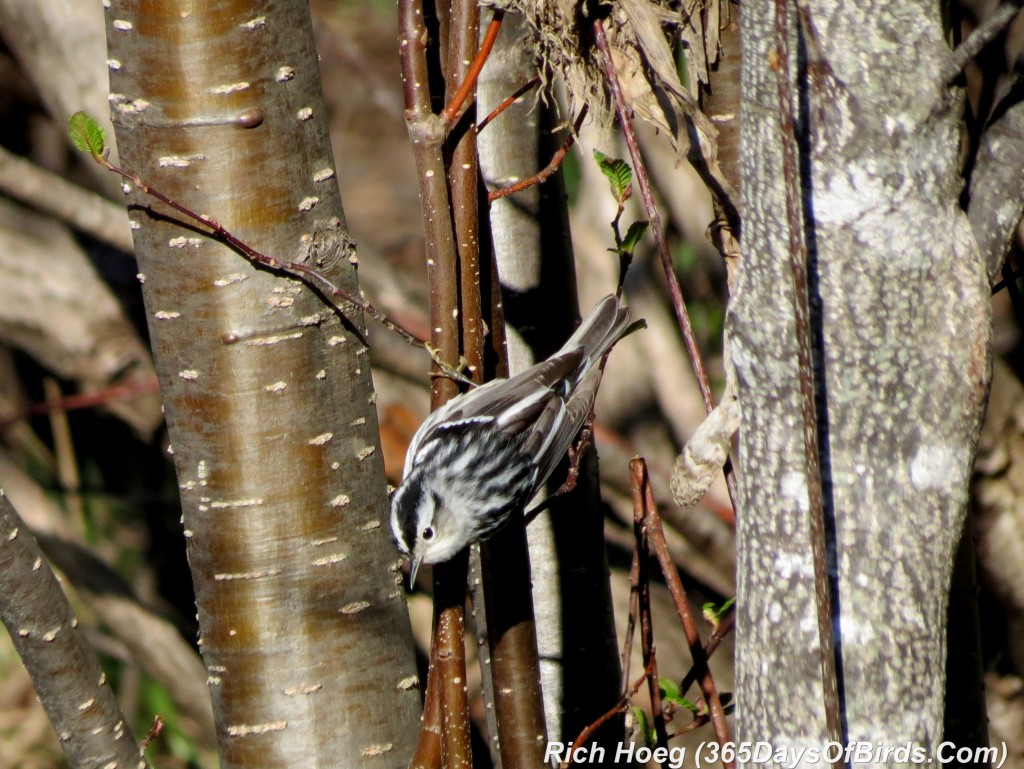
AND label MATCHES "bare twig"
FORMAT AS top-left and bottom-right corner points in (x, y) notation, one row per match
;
(94, 154), (427, 347)
(620, 543), (641, 692)
(0, 377), (160, 435)
(434, 554), (474, 769)
(630, 466), (670, 758)
(477, 76), (541, 133)
(442, 11), (506, 128)
(592, 20), (740, 512)
(676, 611), (735, 697)
(400, 0), (476, 762)
(448, 2), (550, 767)
(772, 0), (843, 756)
(593, 21), (714, 415)
(561, 662), (655, 769)
(631, 459), (734, 767)
(943, 1), (1023, 82)
(488, 106), (588, 201)
(409, 674), (443, 769)
(140, 715), (165, 752)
